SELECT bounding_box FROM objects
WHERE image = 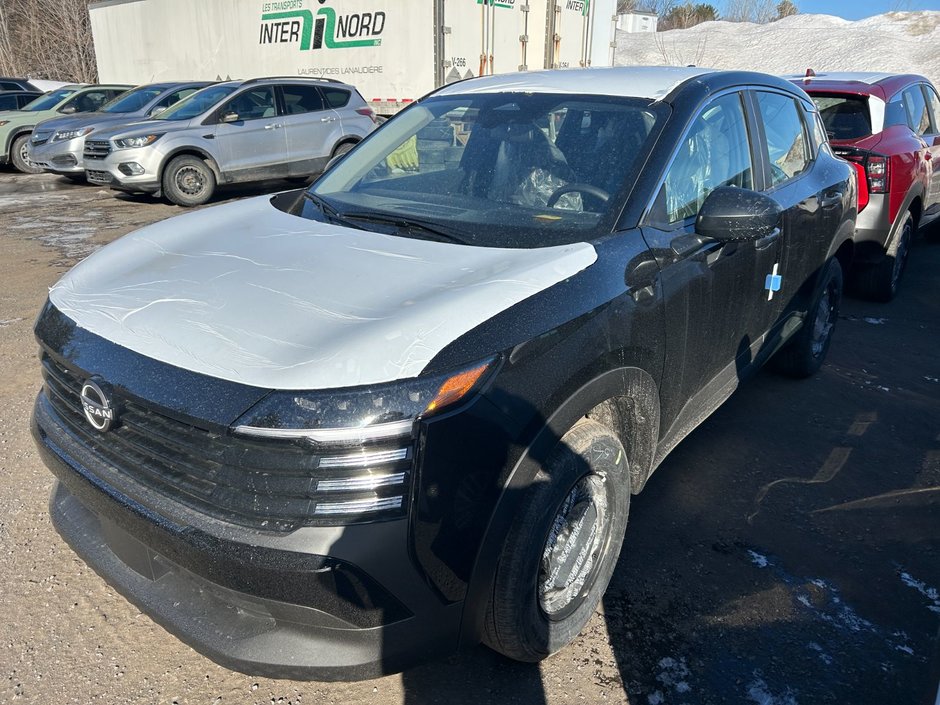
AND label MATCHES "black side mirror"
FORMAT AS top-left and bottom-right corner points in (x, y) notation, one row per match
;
(695, 186), (782, 242)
